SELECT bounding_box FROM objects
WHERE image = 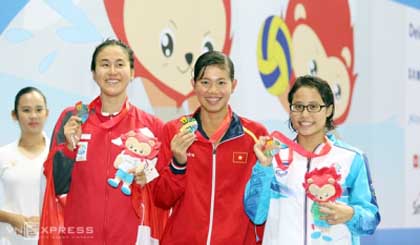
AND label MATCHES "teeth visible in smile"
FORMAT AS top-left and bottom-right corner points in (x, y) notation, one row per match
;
(107, 80), (118, 84)
(300, 122), (312, 126)
(206, 98), (220, 103)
